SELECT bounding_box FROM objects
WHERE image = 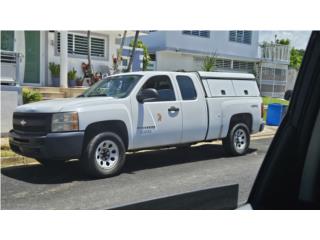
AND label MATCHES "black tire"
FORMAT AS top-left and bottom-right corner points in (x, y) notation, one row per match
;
(36, 158), (66, 168)
(222, 123), (250, 156)
(81, 132), (126, 178)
